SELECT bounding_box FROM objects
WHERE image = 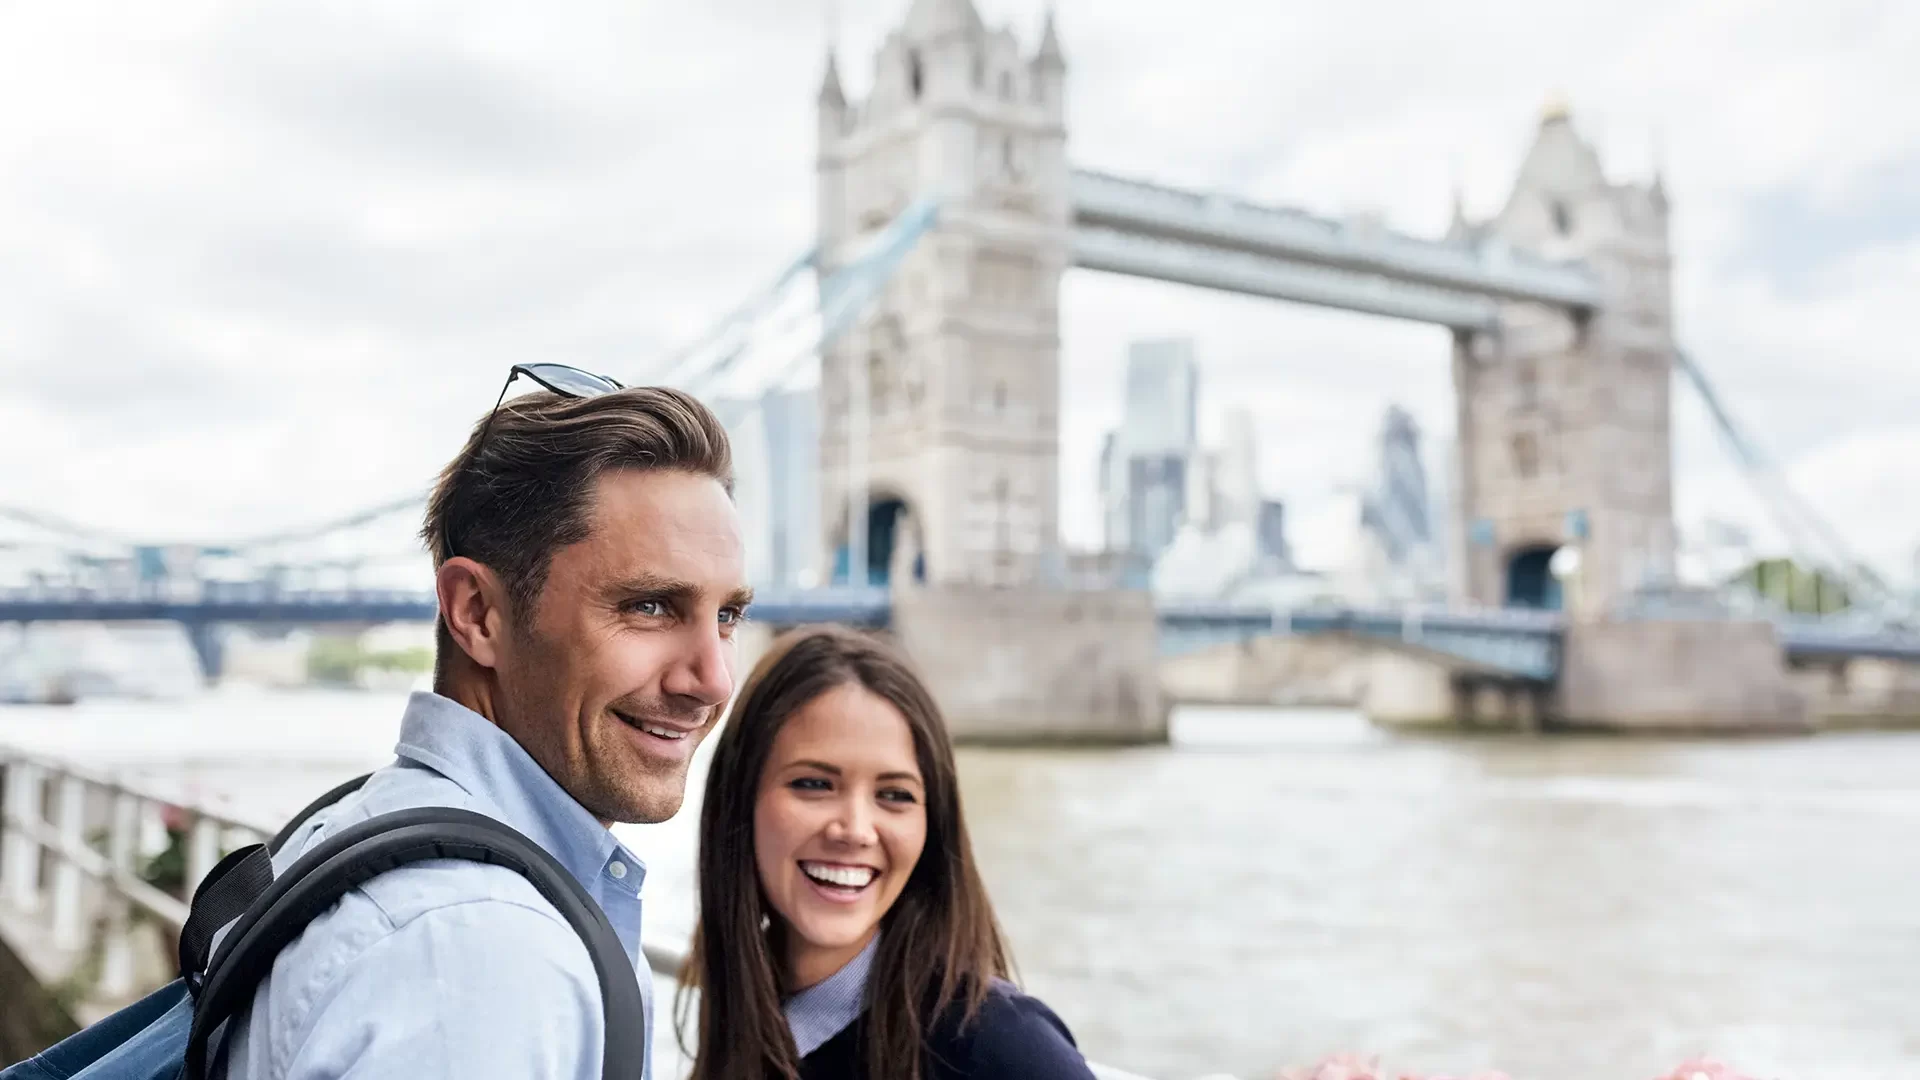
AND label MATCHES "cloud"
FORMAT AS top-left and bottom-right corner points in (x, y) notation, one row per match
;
(0, 0), (1914, 581)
